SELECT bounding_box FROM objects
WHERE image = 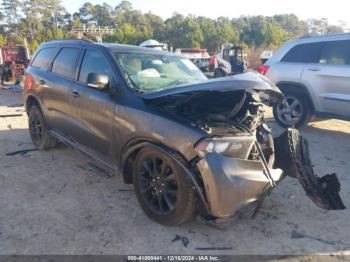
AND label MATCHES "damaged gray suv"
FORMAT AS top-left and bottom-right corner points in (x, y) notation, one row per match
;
(23, 40), (345, 226)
